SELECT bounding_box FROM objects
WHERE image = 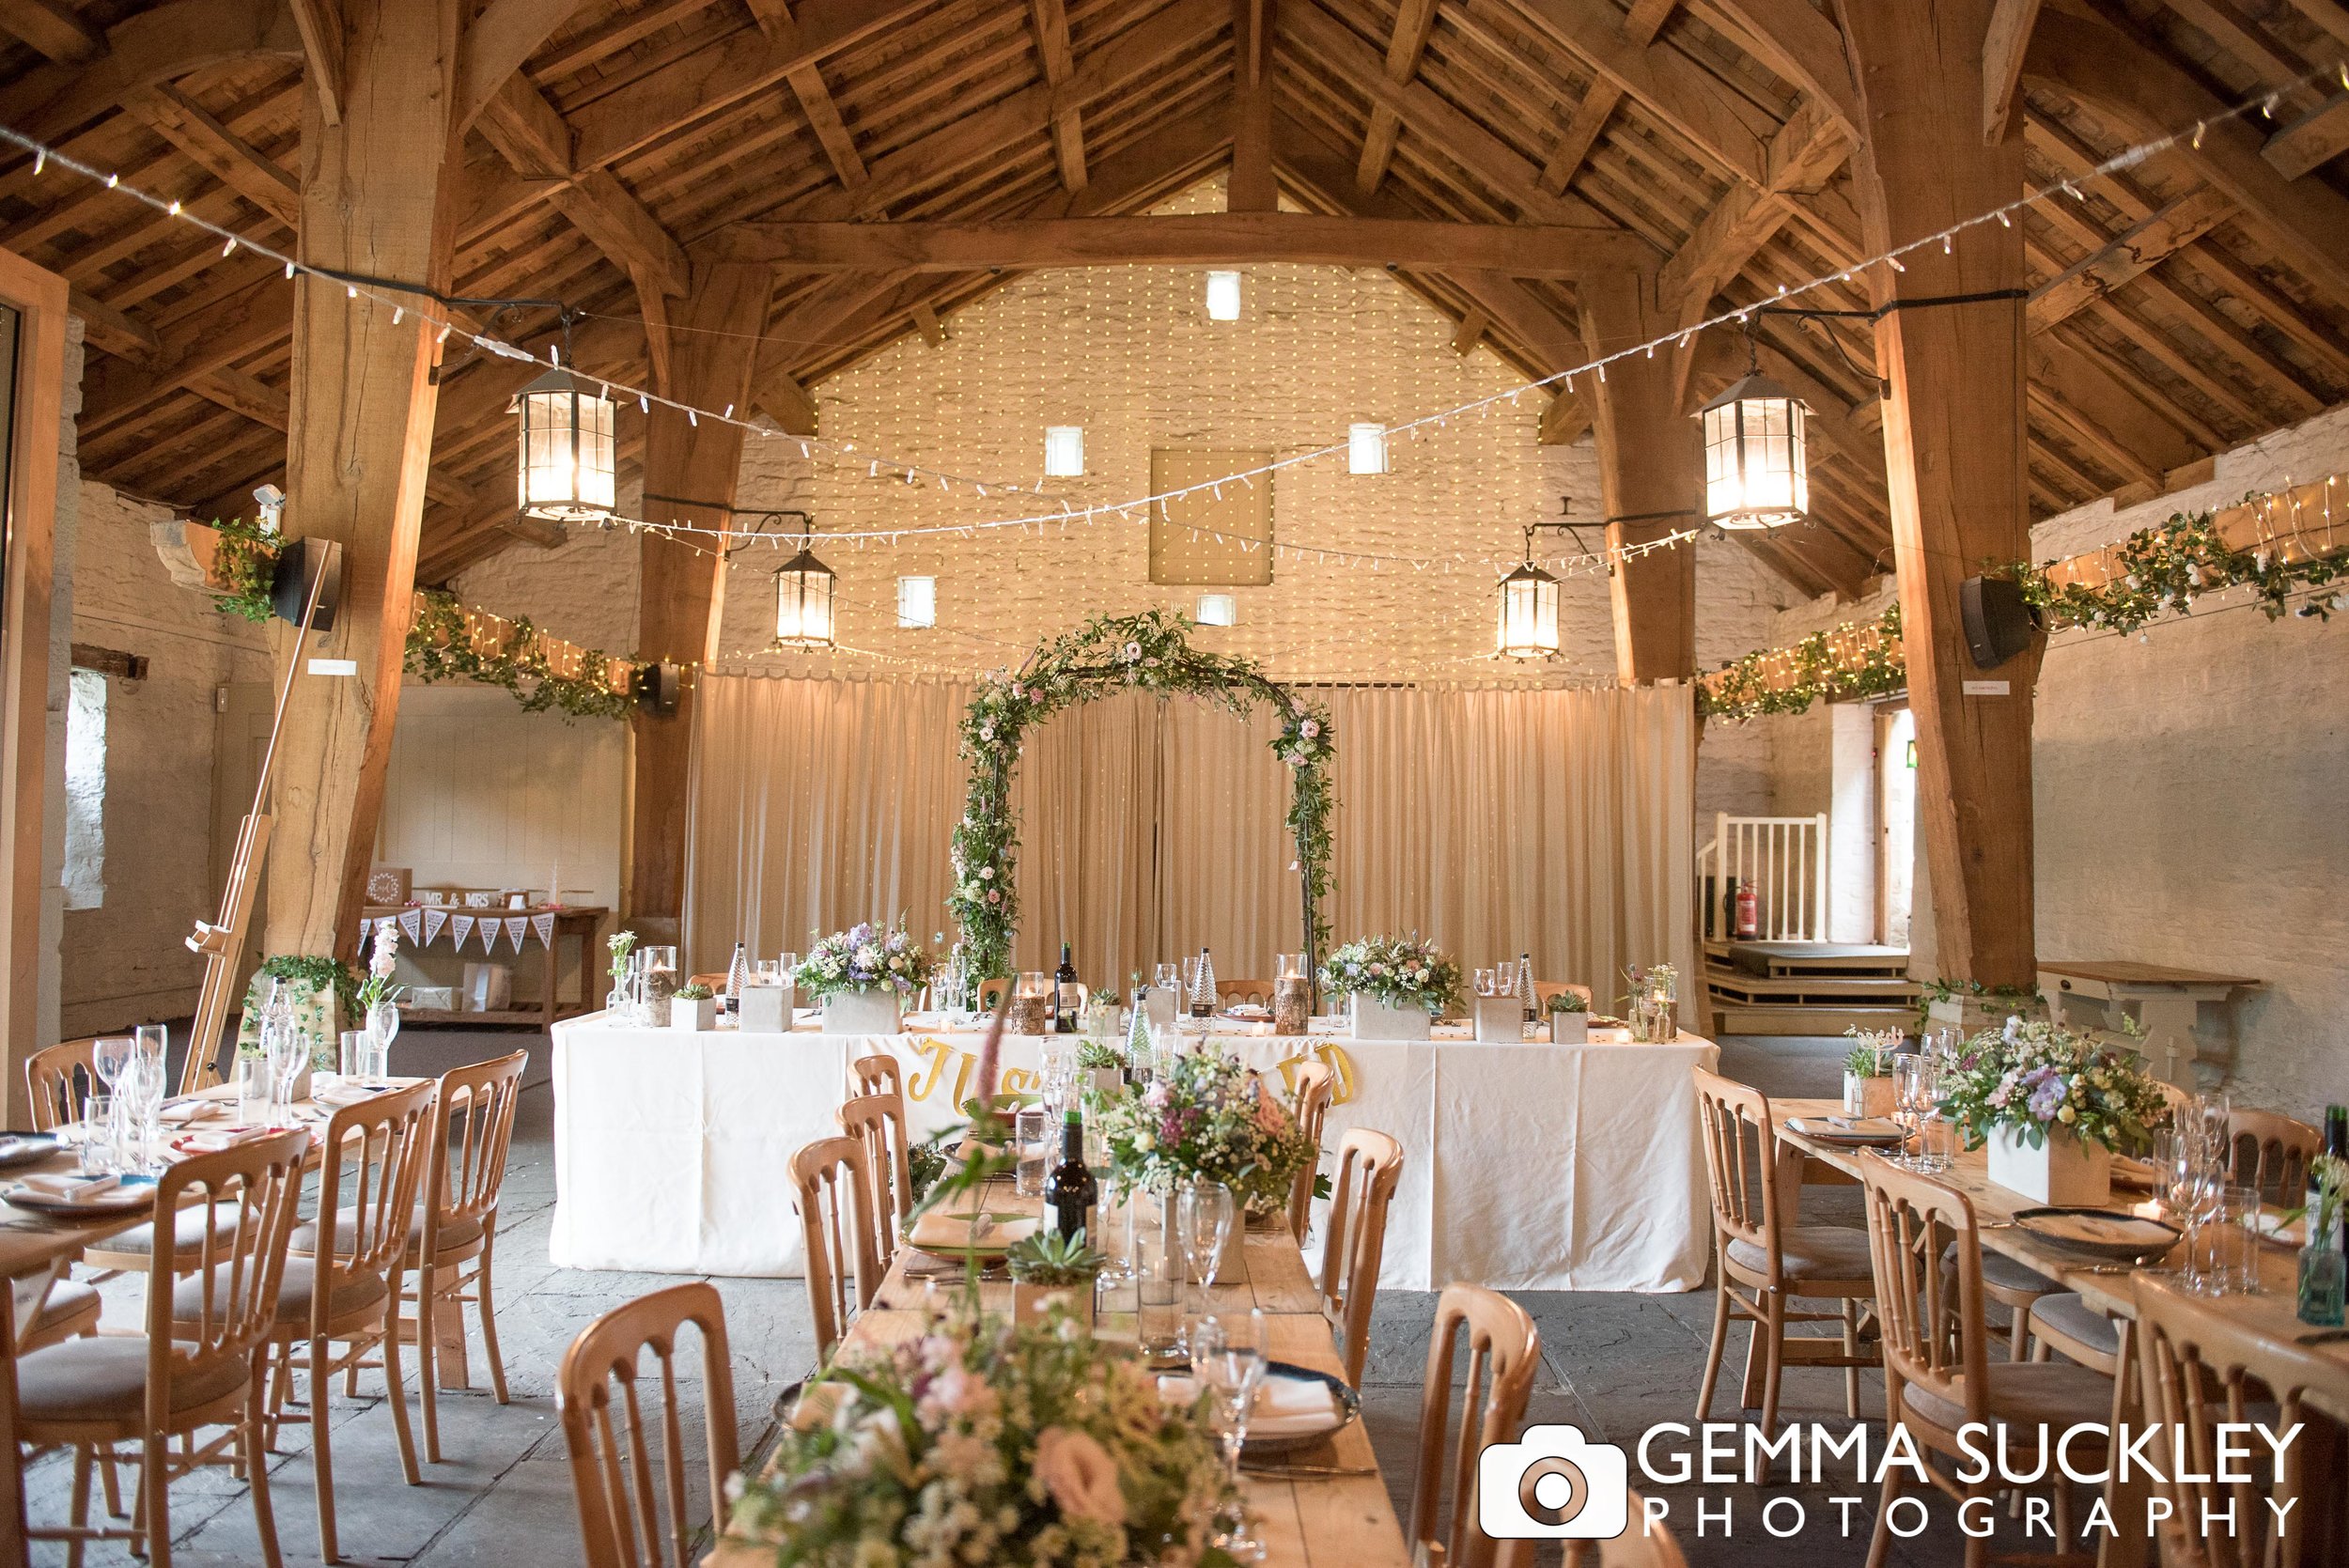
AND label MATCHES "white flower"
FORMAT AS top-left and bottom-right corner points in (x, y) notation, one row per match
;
(978, 865), (994, 880)
(1300, 719), (1320, 738)
(1122, 641), (1143, 661)
(979, 722), (994, 740)
(1034, 1428), (1124, 1525)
